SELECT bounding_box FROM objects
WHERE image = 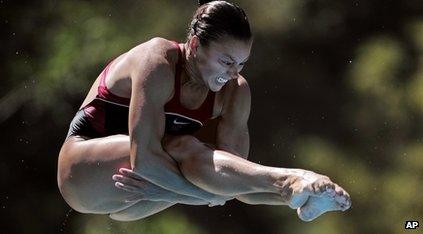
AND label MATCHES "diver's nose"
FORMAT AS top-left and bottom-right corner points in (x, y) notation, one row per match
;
(227, 67), (239, 80)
